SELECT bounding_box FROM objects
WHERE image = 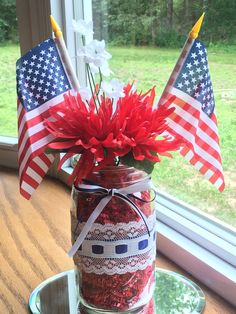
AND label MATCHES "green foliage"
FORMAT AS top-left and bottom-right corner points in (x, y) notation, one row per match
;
(0, 0), (18, 43)
(92, 0), (236, 47)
